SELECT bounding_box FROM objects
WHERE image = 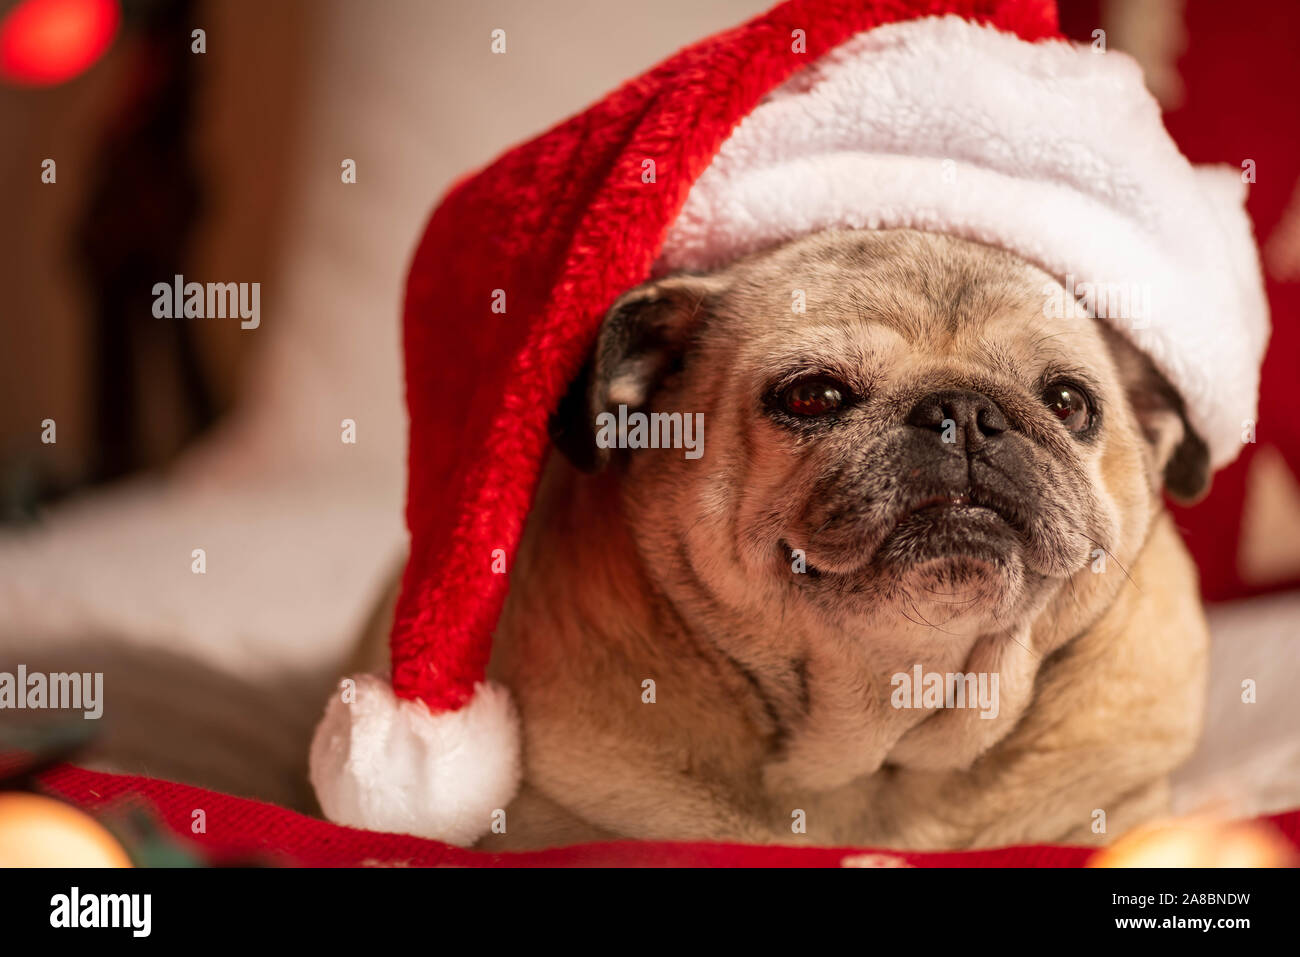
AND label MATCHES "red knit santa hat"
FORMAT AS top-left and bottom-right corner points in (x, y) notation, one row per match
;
(309, 0), (1268, 844)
